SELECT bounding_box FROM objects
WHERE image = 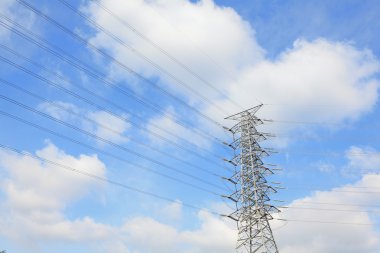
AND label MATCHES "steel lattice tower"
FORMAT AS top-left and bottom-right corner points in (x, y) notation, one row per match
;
(223, 105), (279, 253)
